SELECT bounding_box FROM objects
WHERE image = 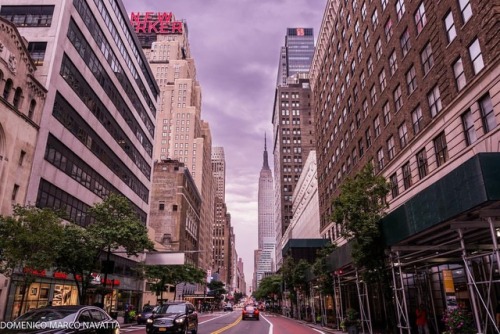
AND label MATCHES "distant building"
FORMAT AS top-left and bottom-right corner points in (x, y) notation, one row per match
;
(150, 160), (201, 265)
(0, 16), (46, 321)
(135, 11), (215, 273)
(277, 28), (315, 86)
